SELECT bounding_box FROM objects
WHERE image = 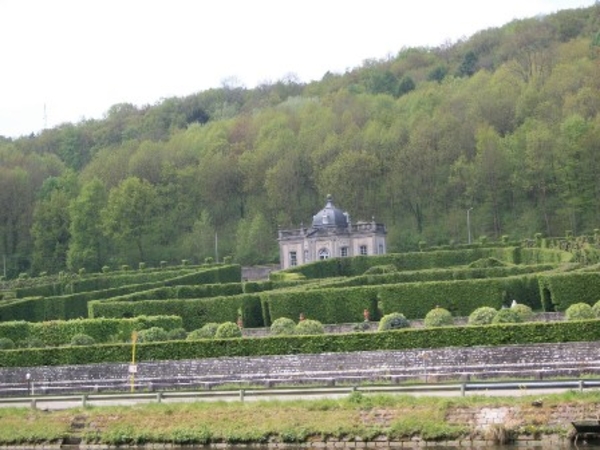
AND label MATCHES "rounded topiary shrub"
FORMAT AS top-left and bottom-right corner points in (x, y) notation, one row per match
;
(423, 307), (453, 327)
(593, 300), (600, 318)
(137, 327), (169, 343)
(492, 308), (522, 324)
(565, 302), (595, 321)
(511, 304), (533, 322)
(215, 322), (242, 339)
(270, 317), (296, 336)
(187, 323), (219, 340)
(295, 319), (325, 335)
(0, 338), (16, 350)
(378, 312), (410, 331)
(167, 328), (188, 341)
(70, 333), (95, 346)
(468, 307), (497, 326)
